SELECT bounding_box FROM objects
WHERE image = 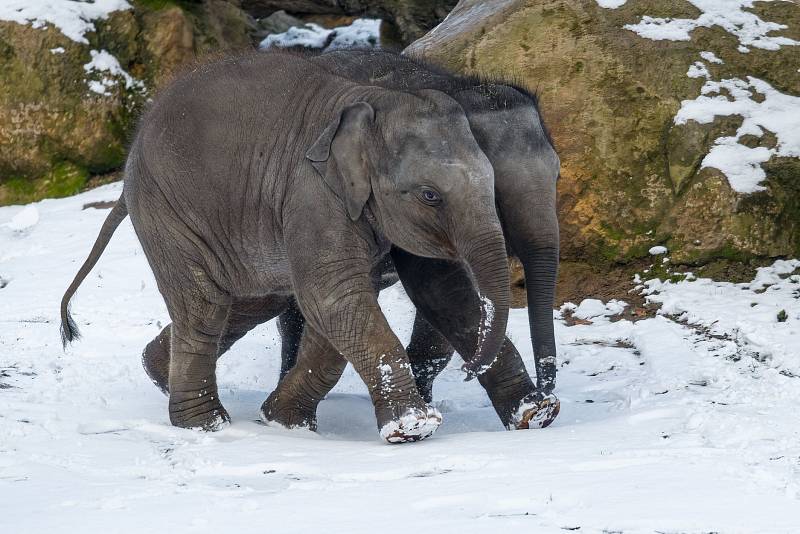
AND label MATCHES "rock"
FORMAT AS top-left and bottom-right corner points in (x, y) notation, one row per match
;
(406, 0), (800, 265)
(241, 0), (457, 44)
(0, 1), (256, 206)
(253, 10), (304, 41)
